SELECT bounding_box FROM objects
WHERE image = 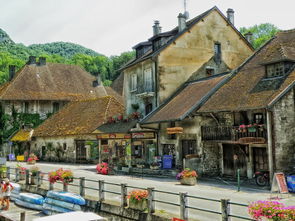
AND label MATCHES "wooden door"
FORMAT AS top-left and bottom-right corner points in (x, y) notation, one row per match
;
(253, 147), (268, 172)
(223, 144), (247, 176)
(76, 140), (86, 163)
